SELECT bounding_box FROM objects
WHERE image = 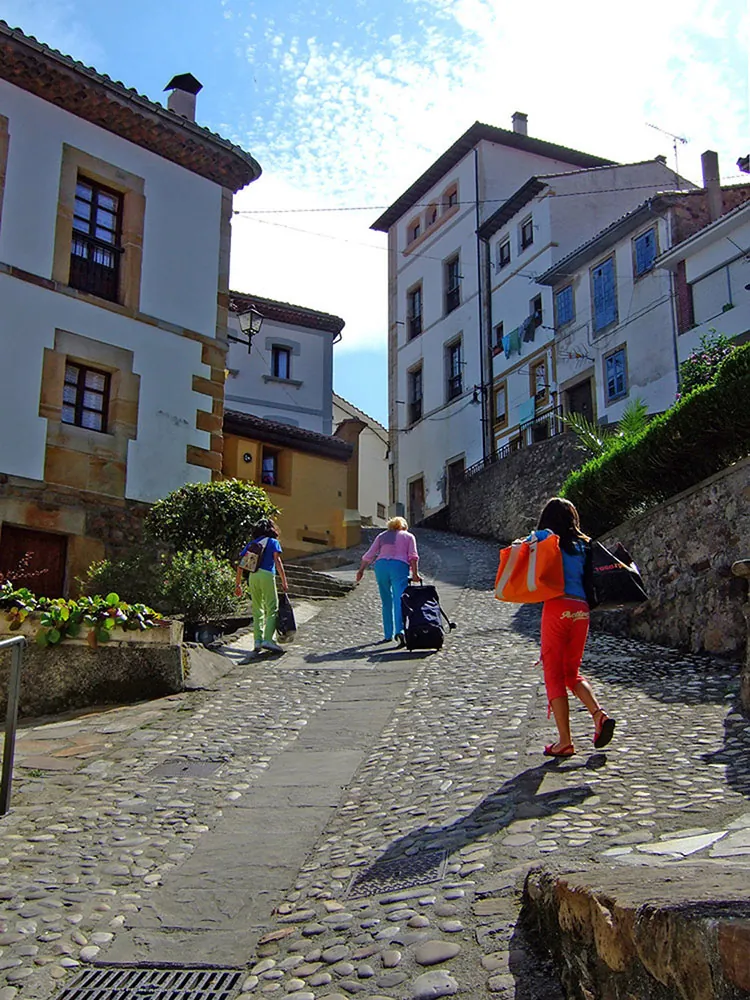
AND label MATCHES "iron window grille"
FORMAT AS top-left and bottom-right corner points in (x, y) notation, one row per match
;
(69, 178), (123, 302)
(62, 363), (110, 433)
